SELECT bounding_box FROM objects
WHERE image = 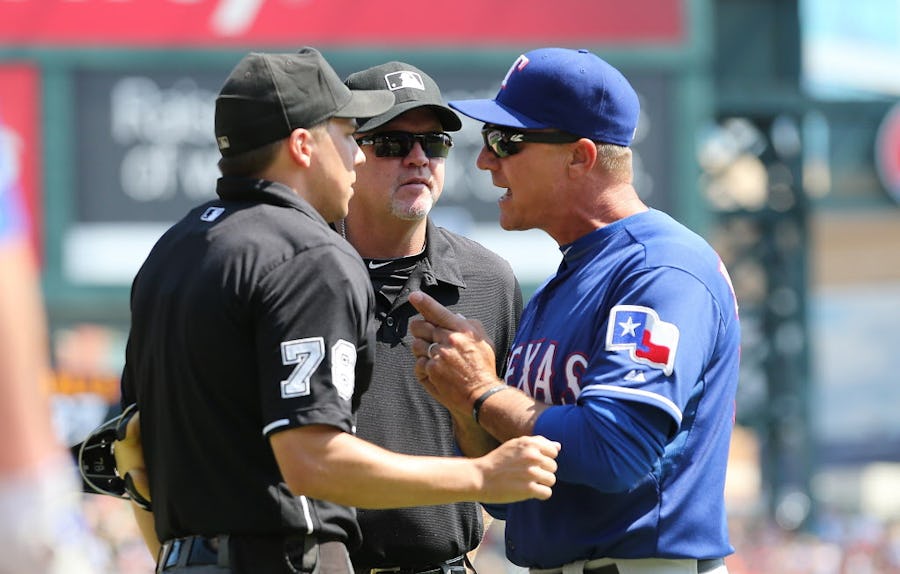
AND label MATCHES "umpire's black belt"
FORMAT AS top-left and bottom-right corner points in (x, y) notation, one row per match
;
(580, 558), (724, 574)
(157, 535), (229, 572)
(157, 533), (347, 573)
(356, 555), (466, 574)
